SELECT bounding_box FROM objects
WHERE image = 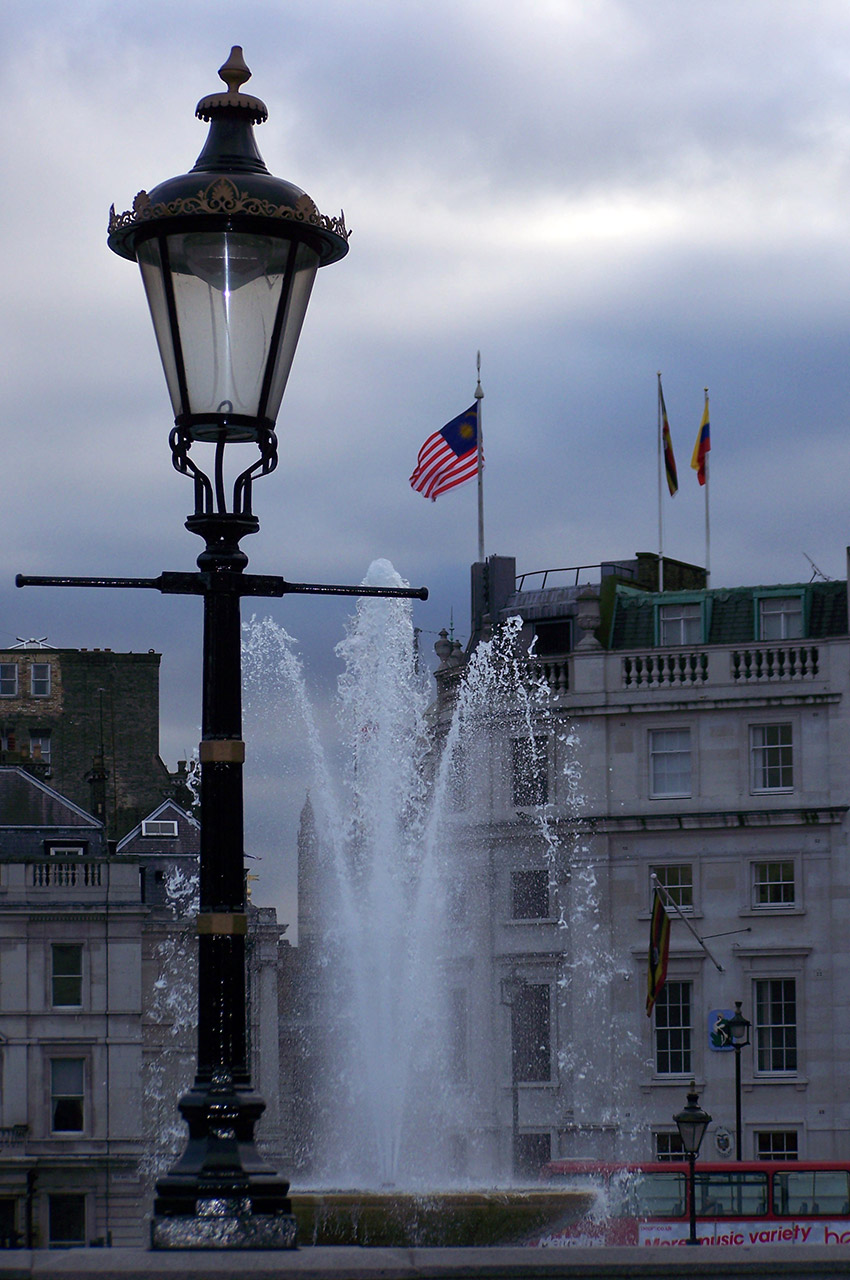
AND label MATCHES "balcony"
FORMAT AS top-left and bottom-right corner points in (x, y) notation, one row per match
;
(31, 861), (103, 889)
